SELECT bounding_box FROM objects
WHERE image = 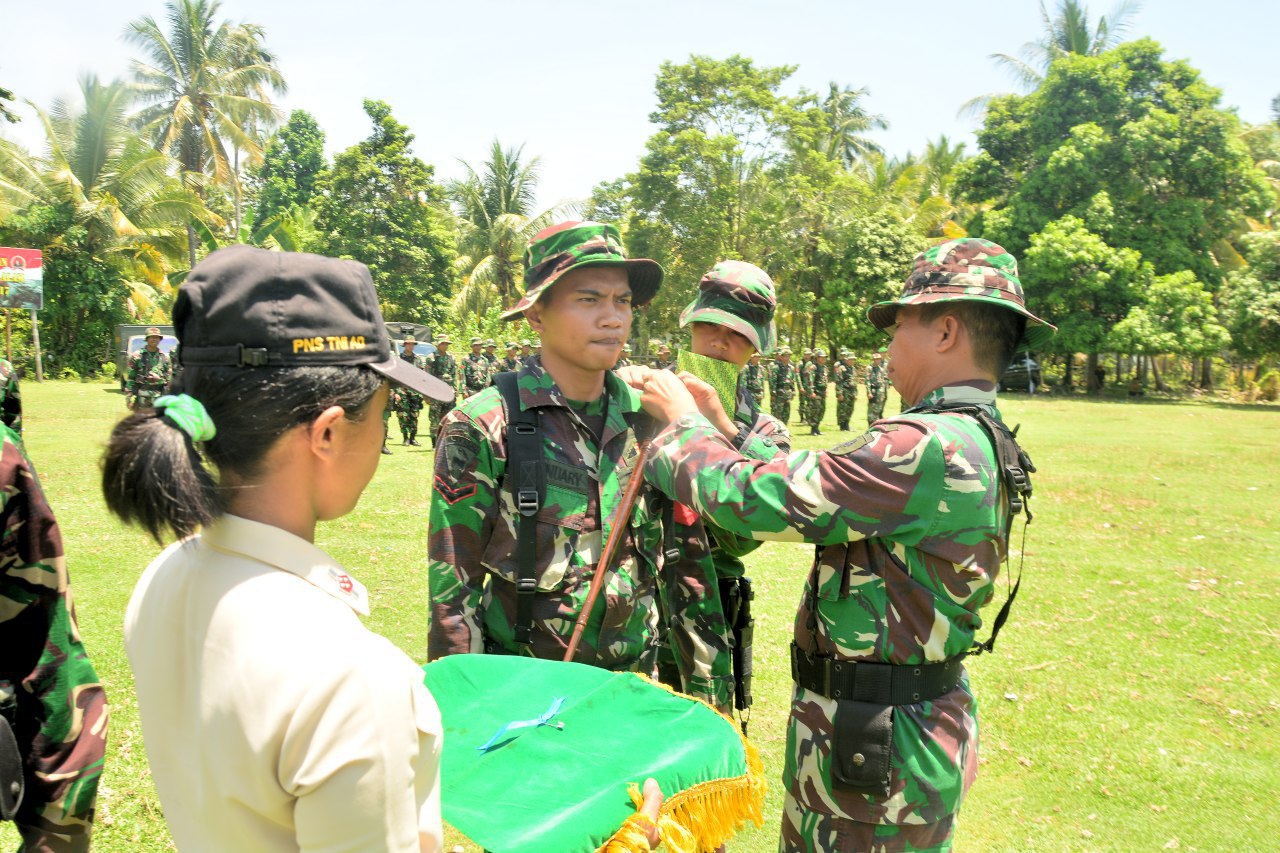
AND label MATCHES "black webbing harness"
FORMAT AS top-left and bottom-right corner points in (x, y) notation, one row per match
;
(494, 372), (543, 648)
